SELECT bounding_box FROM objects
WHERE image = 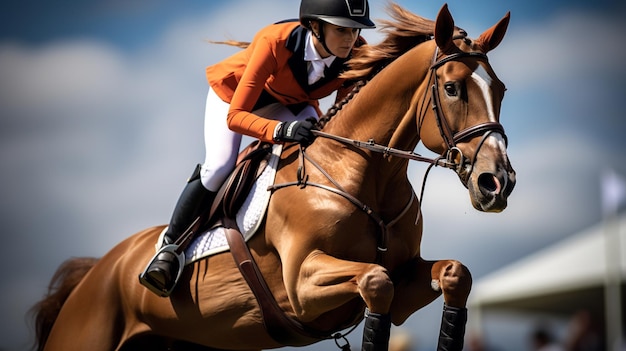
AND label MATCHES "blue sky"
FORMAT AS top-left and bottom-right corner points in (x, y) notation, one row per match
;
(2, 0), (624, 48)
(1, 0), (625, 350)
